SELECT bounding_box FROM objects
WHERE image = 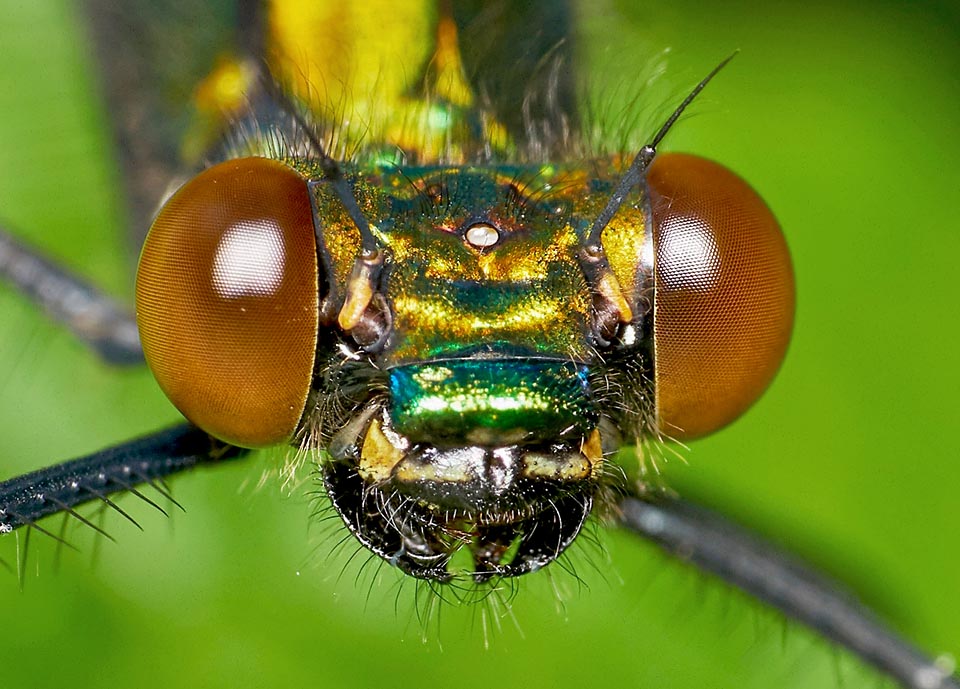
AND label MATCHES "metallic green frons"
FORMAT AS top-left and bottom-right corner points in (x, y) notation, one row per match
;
(389, 359), (596, 446)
